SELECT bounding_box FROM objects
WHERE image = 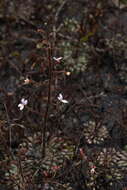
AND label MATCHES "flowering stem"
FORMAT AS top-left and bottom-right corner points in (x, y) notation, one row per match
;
(42, 44), (52, 158)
